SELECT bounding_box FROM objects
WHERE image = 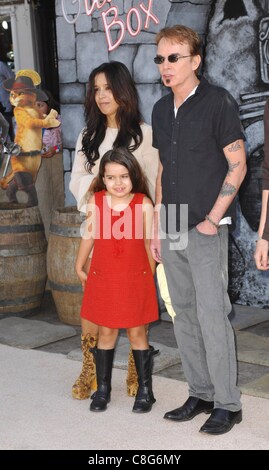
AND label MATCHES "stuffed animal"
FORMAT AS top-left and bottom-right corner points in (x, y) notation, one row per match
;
(0, 69), (60, 206)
